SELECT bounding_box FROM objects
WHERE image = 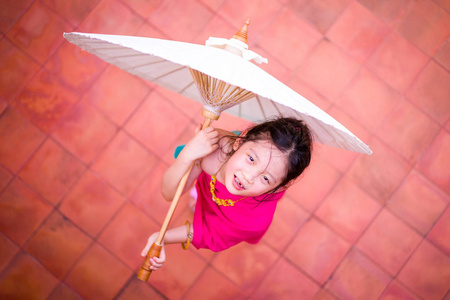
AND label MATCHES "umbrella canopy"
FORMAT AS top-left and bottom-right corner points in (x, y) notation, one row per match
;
(64, 31), (372, 155)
